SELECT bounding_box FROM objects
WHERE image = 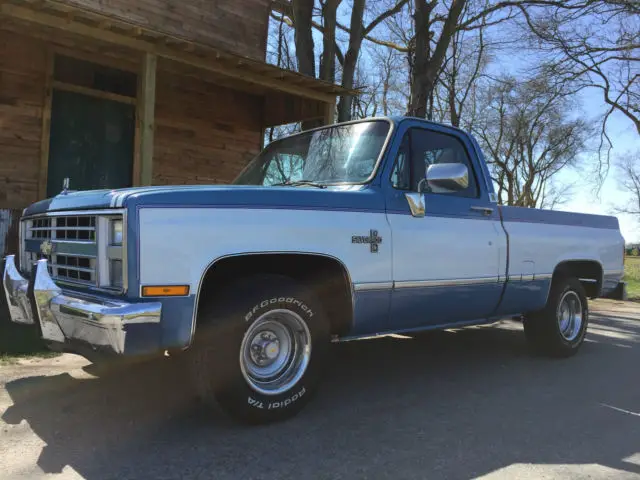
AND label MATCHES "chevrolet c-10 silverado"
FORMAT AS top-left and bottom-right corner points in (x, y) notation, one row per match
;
(3, 117), (625, 424)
